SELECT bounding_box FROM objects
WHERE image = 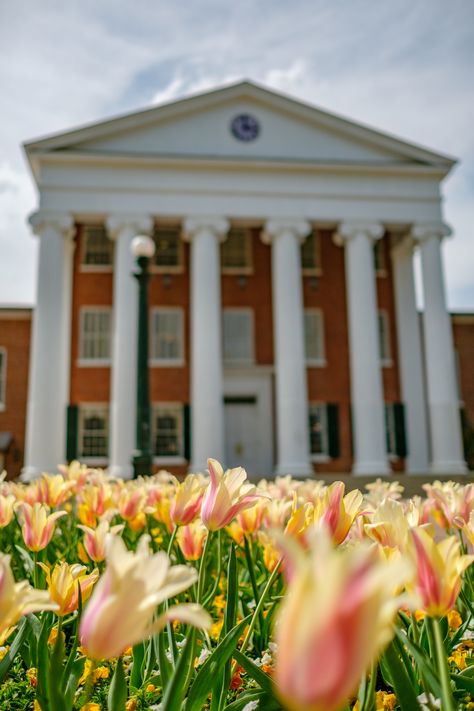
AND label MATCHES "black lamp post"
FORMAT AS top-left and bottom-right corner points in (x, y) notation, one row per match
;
(131, 235), (156, 478)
